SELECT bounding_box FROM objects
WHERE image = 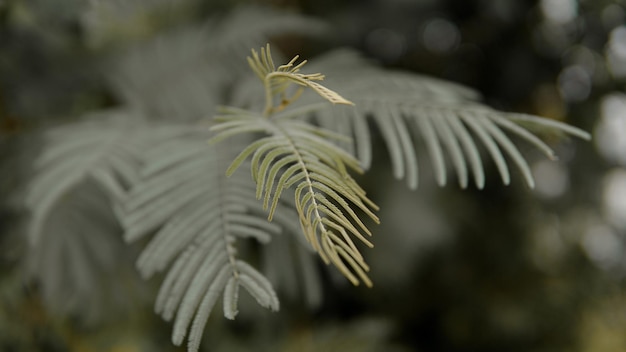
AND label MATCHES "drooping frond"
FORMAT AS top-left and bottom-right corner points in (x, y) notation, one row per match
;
(211, 107), (380, 287)
(317, 50), (591, 189)
(22, 109), (150, 324)
(24, 179), (146, 325)
(25, 109), (147, 245)
(233, 49), (591, 190)
(106, 7), (328, 121)
(122, 129), (298, 352)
